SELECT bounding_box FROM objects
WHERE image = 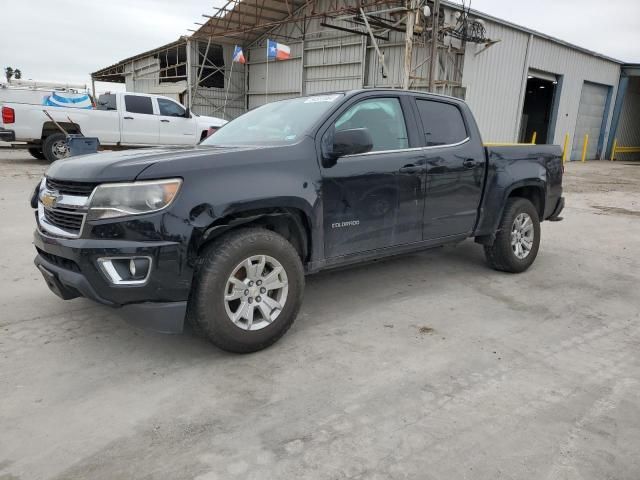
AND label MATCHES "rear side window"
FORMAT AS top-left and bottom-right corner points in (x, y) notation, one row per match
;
(96, 94), (117, 111)
(157, 98), (186, 117)
(124, 95), (153, 115)
(416, 99), (467, 146)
